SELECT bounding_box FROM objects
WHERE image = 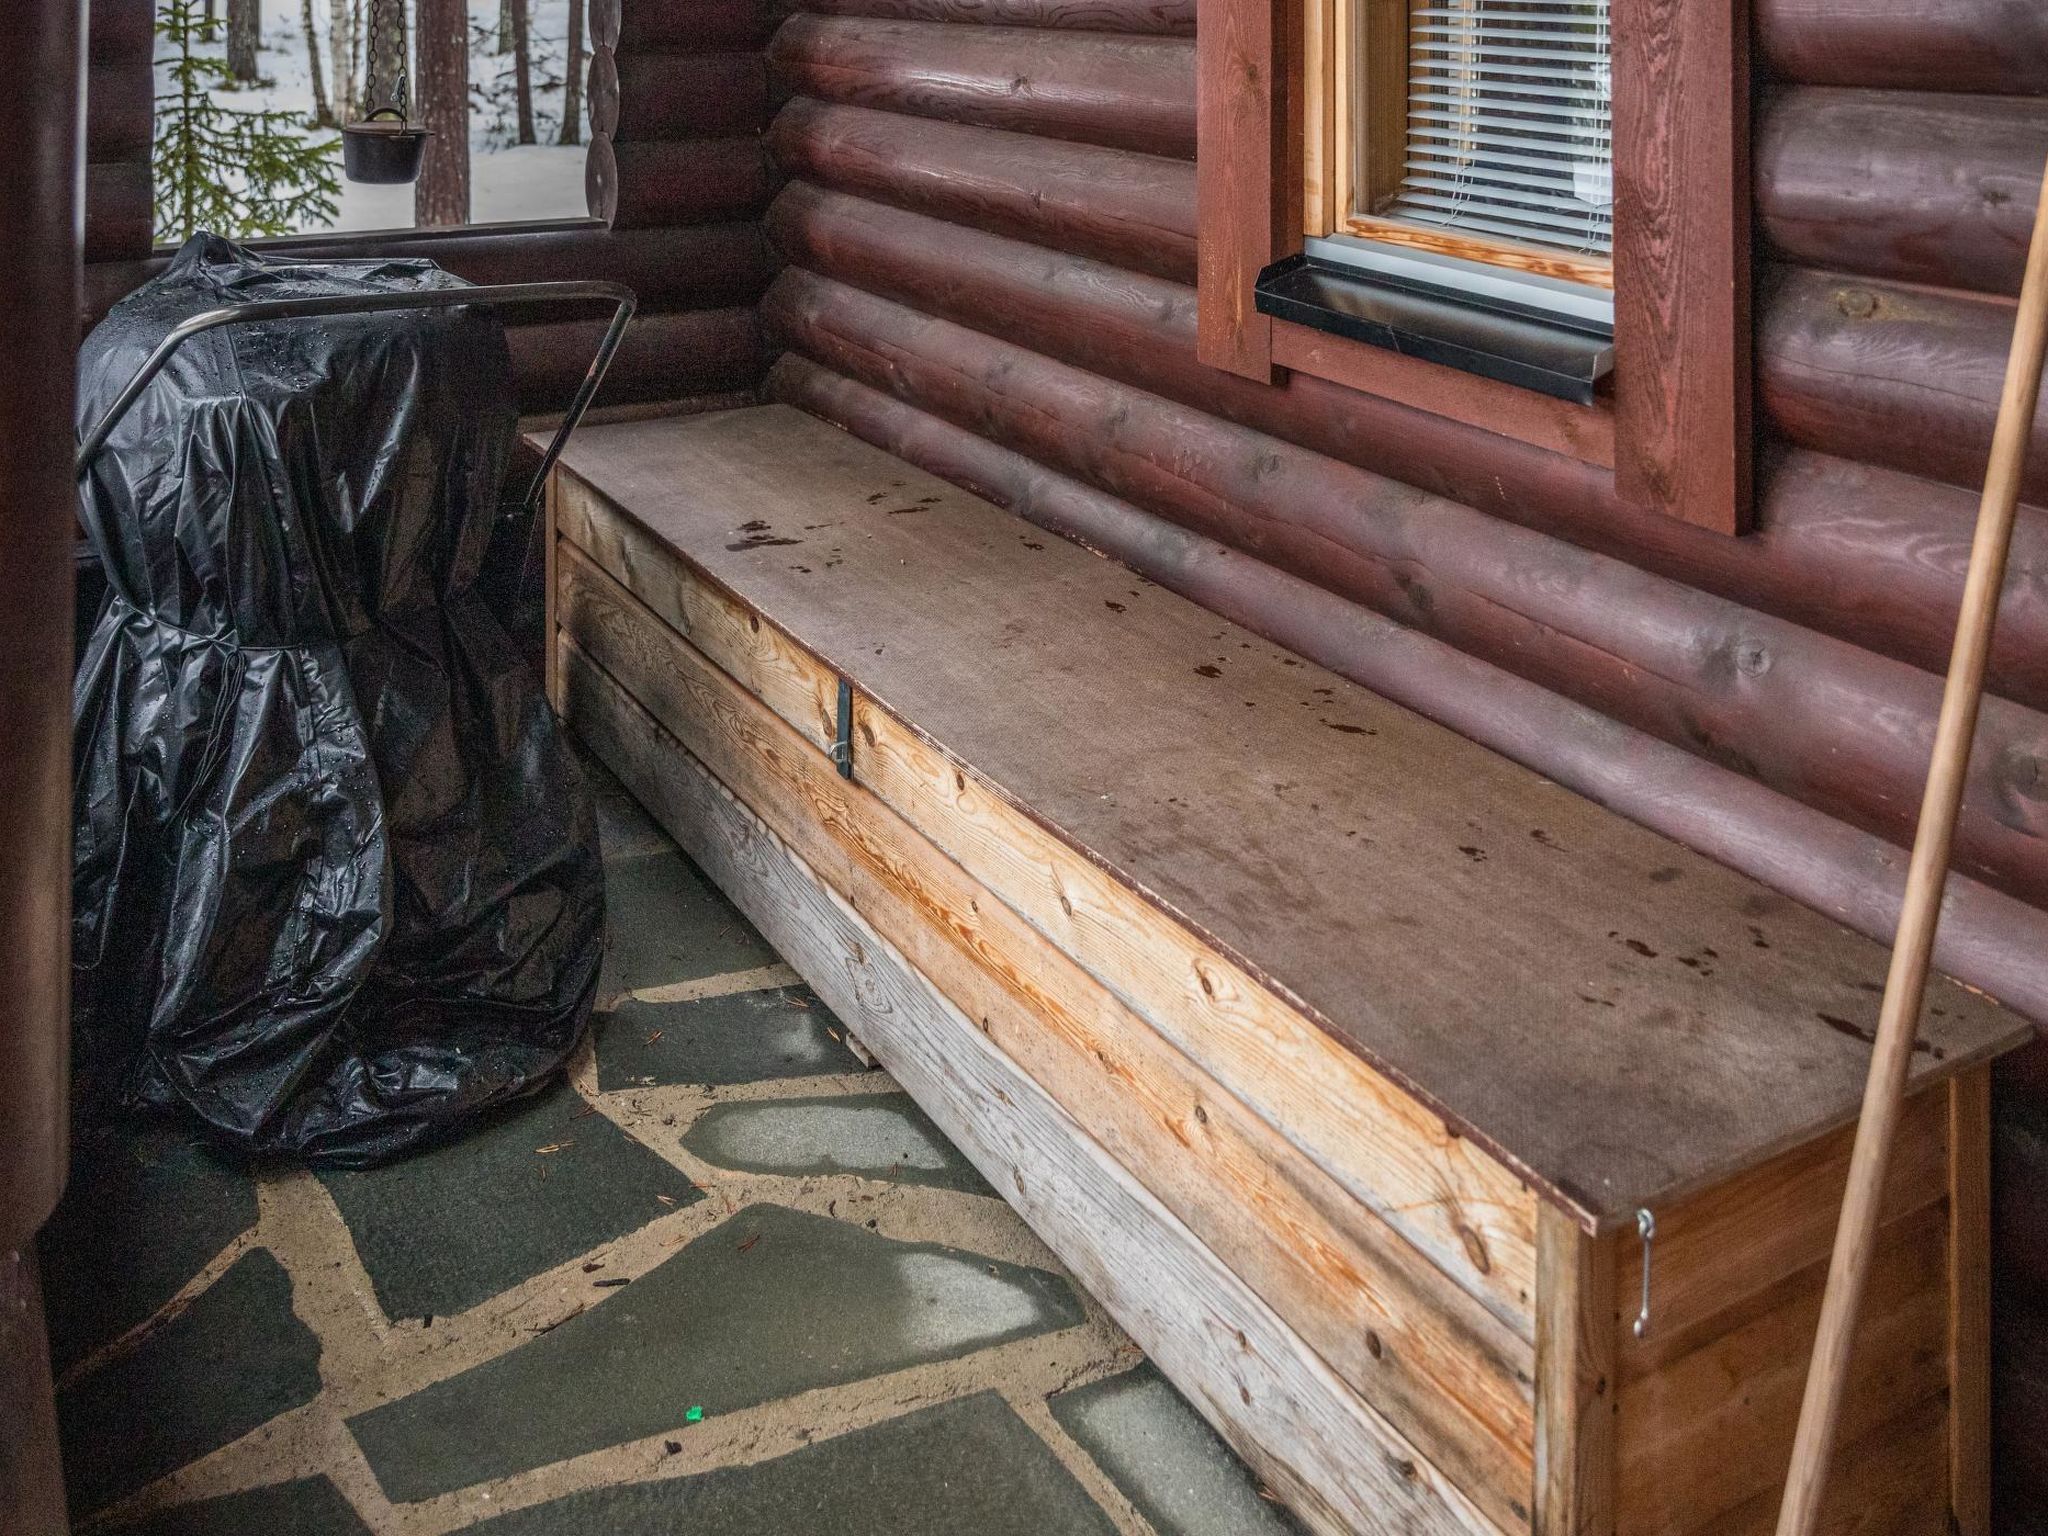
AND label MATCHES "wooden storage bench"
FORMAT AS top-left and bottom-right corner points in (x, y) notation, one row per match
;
(543, 405), (2028, 1536)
